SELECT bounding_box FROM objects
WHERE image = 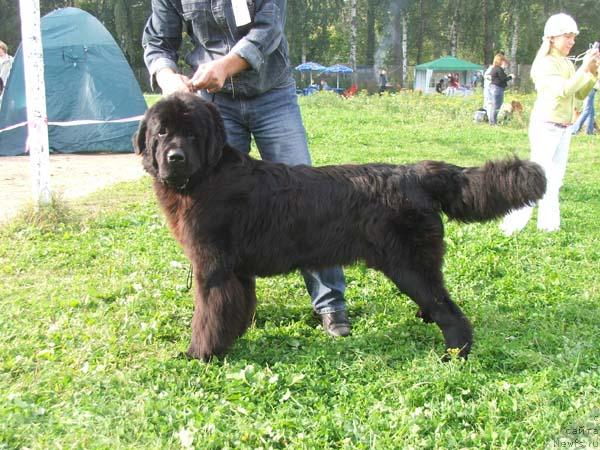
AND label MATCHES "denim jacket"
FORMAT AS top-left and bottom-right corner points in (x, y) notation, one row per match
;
(143, 0), (293, 97)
